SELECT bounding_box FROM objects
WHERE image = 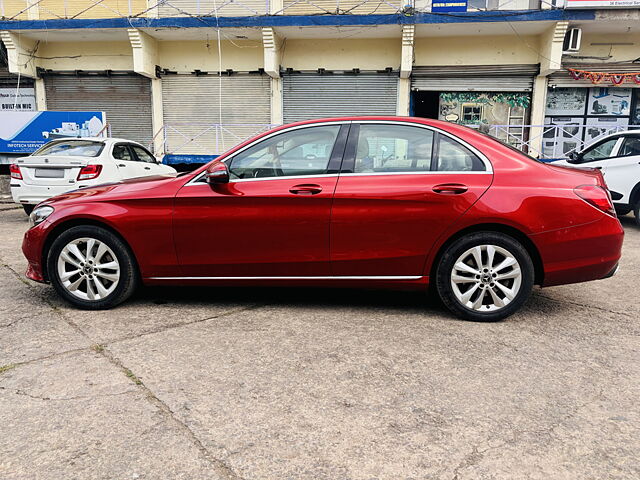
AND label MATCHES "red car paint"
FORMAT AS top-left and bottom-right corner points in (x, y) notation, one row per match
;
(22, 117), (623, 291)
